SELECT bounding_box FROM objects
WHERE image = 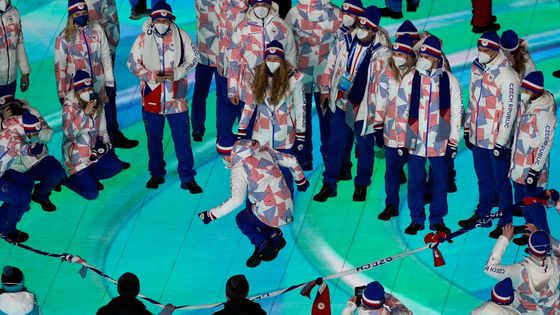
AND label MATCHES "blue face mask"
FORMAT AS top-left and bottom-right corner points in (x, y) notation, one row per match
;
(73, 15), (88, 27)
